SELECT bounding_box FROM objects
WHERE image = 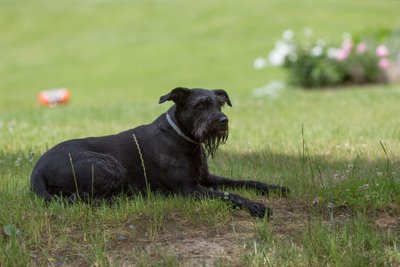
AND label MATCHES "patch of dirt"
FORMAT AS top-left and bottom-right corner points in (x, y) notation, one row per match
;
(268, 198), (310, 238)
(162, 235), (240, 266)
(34, 198), (400, 266)
(158, 215), (254, 267)
(375, 213), (399, 229)
(103, 212), (256, 266)
(105, 198), (311, 266)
